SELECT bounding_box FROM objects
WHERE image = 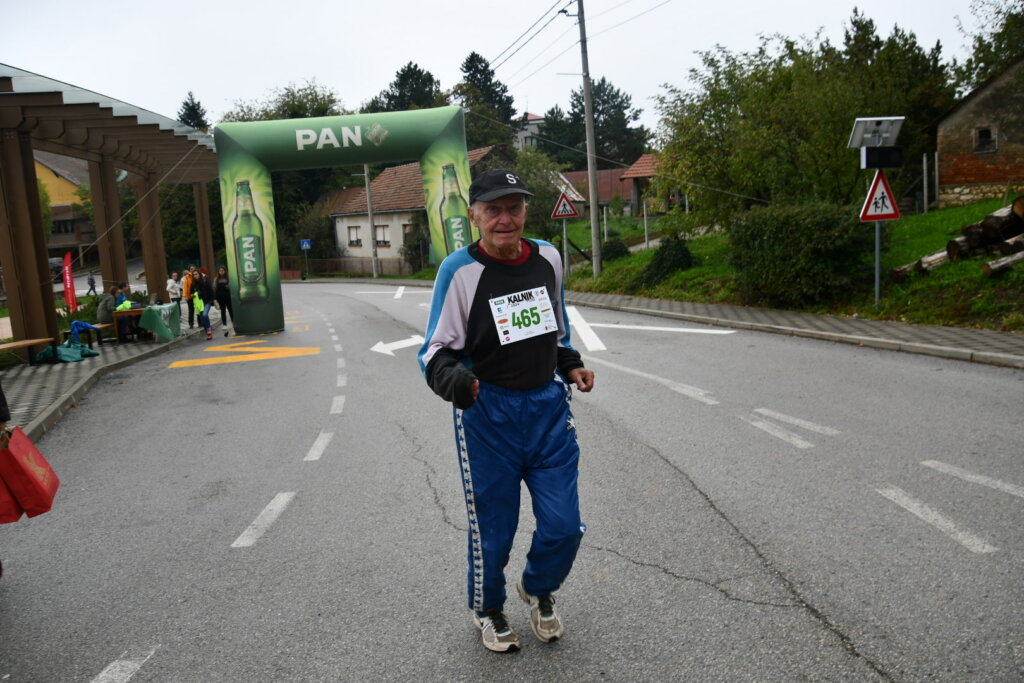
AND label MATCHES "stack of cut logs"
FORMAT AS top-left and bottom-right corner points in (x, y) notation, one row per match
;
(891, 195), (1024, 281)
